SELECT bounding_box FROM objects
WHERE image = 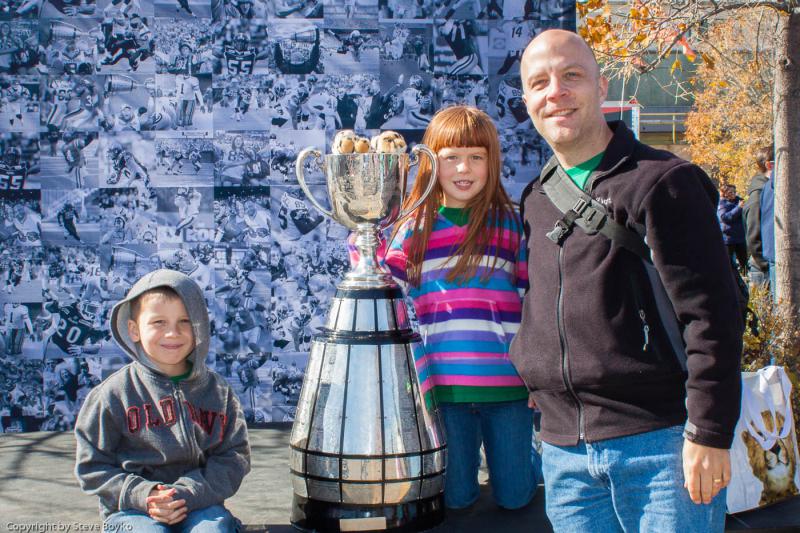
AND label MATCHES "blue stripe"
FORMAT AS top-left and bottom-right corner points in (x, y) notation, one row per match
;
(424, 364), (522, 376)
(414, 276), (519, 295)
(423, 340), (508, 353)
